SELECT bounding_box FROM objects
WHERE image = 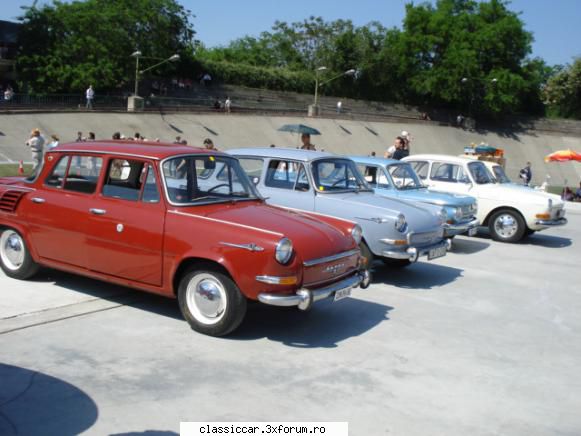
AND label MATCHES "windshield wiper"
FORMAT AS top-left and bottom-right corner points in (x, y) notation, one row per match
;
(190, 195), (223, 203)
